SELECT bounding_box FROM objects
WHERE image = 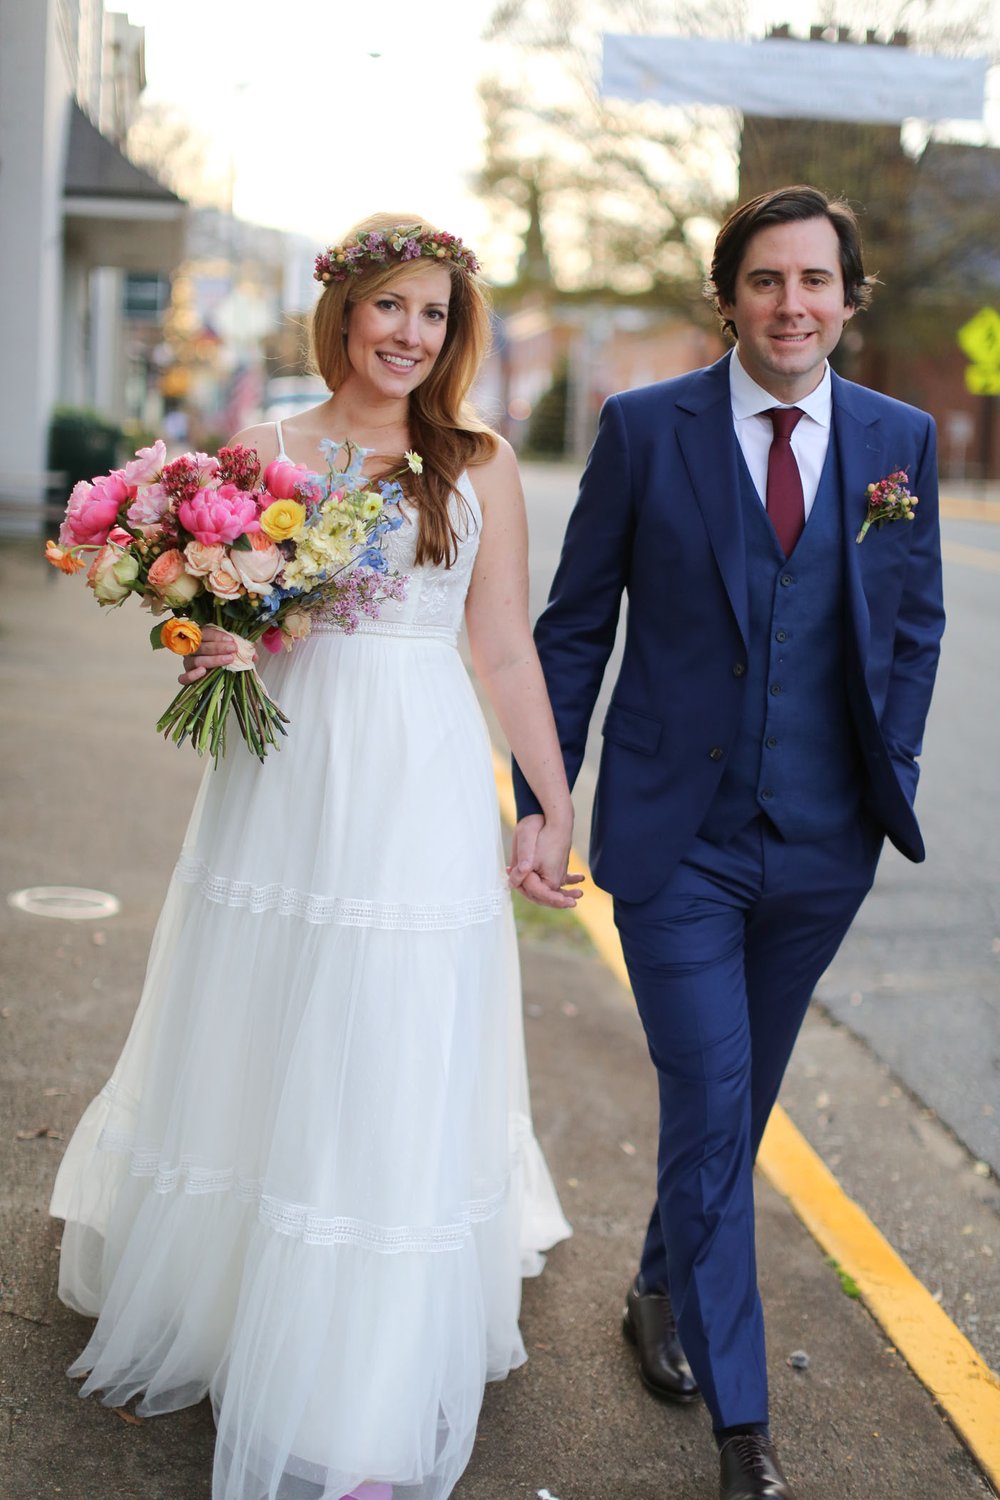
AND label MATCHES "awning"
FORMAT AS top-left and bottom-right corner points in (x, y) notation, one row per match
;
(62, 102), (186, 273)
